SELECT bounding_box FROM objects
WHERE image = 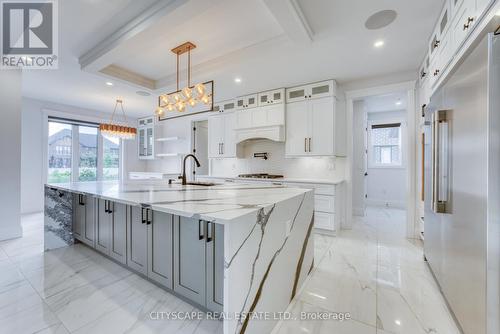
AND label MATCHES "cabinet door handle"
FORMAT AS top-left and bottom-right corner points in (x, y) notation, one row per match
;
(304, 138), (307, 152)
(108, 201), (113, 214)
(104, 200), (108, 213)
(198, 220), (205, 240)
(206, 221), (213, 243)
(79, 194), (84, 205)
(308, 138), (312, 152)
(146, 209), (151, 225)
(141, 207), (146, 224)
(222, 143), (224, 155)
